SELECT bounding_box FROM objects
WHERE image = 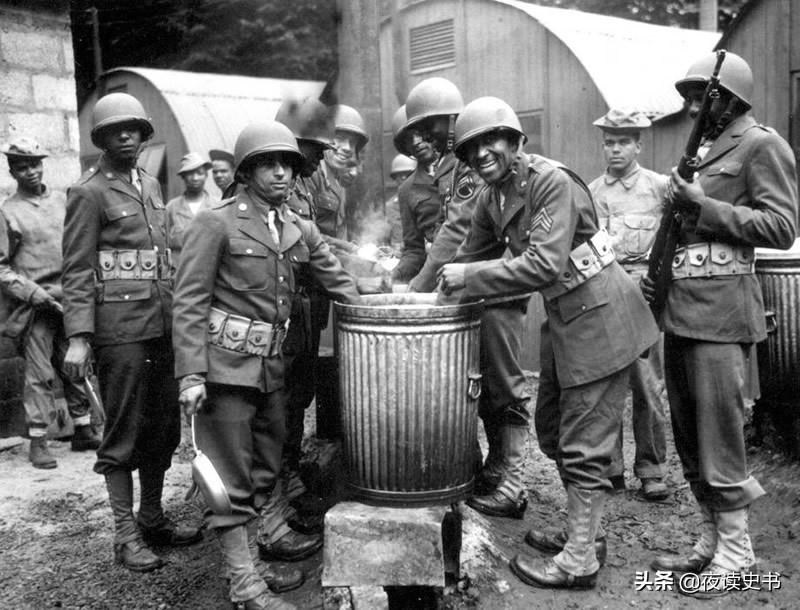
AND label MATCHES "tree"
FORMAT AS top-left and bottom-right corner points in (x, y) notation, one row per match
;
(70, 0), (339, 106)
